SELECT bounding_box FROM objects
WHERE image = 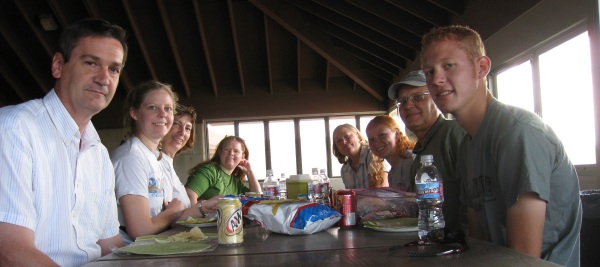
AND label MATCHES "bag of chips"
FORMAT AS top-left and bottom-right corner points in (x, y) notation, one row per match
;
(244, 200), (341, 235)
